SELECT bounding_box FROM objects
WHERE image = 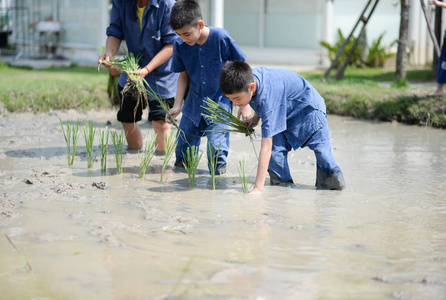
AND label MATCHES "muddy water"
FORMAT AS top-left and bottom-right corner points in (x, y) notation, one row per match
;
(0, 109), (445, 299)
